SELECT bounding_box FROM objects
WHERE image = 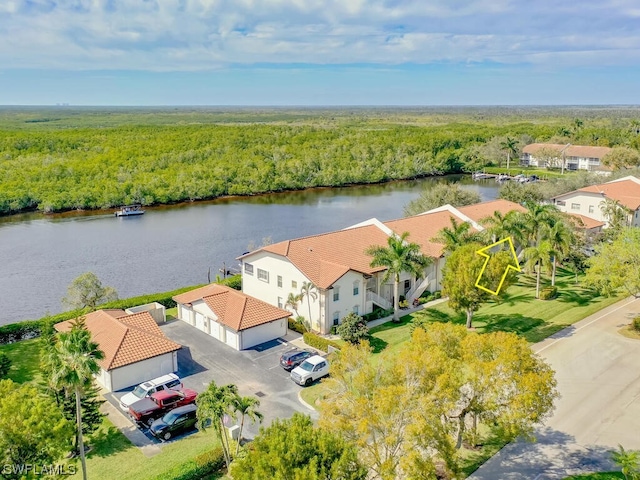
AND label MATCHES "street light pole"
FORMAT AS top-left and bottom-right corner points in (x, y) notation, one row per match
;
(560, 143), (571, 175)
